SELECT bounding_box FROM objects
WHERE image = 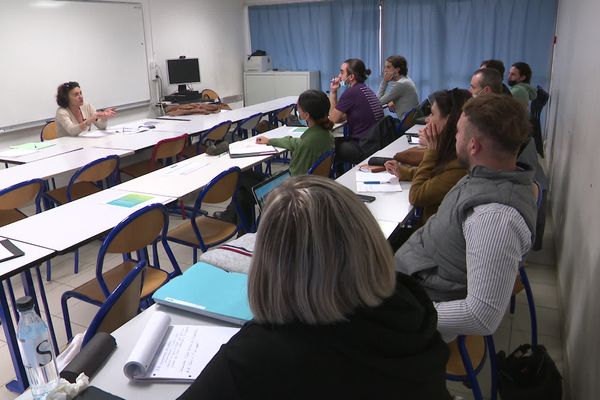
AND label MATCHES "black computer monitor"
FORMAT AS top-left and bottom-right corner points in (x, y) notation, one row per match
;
(166, 58), (200, 94)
